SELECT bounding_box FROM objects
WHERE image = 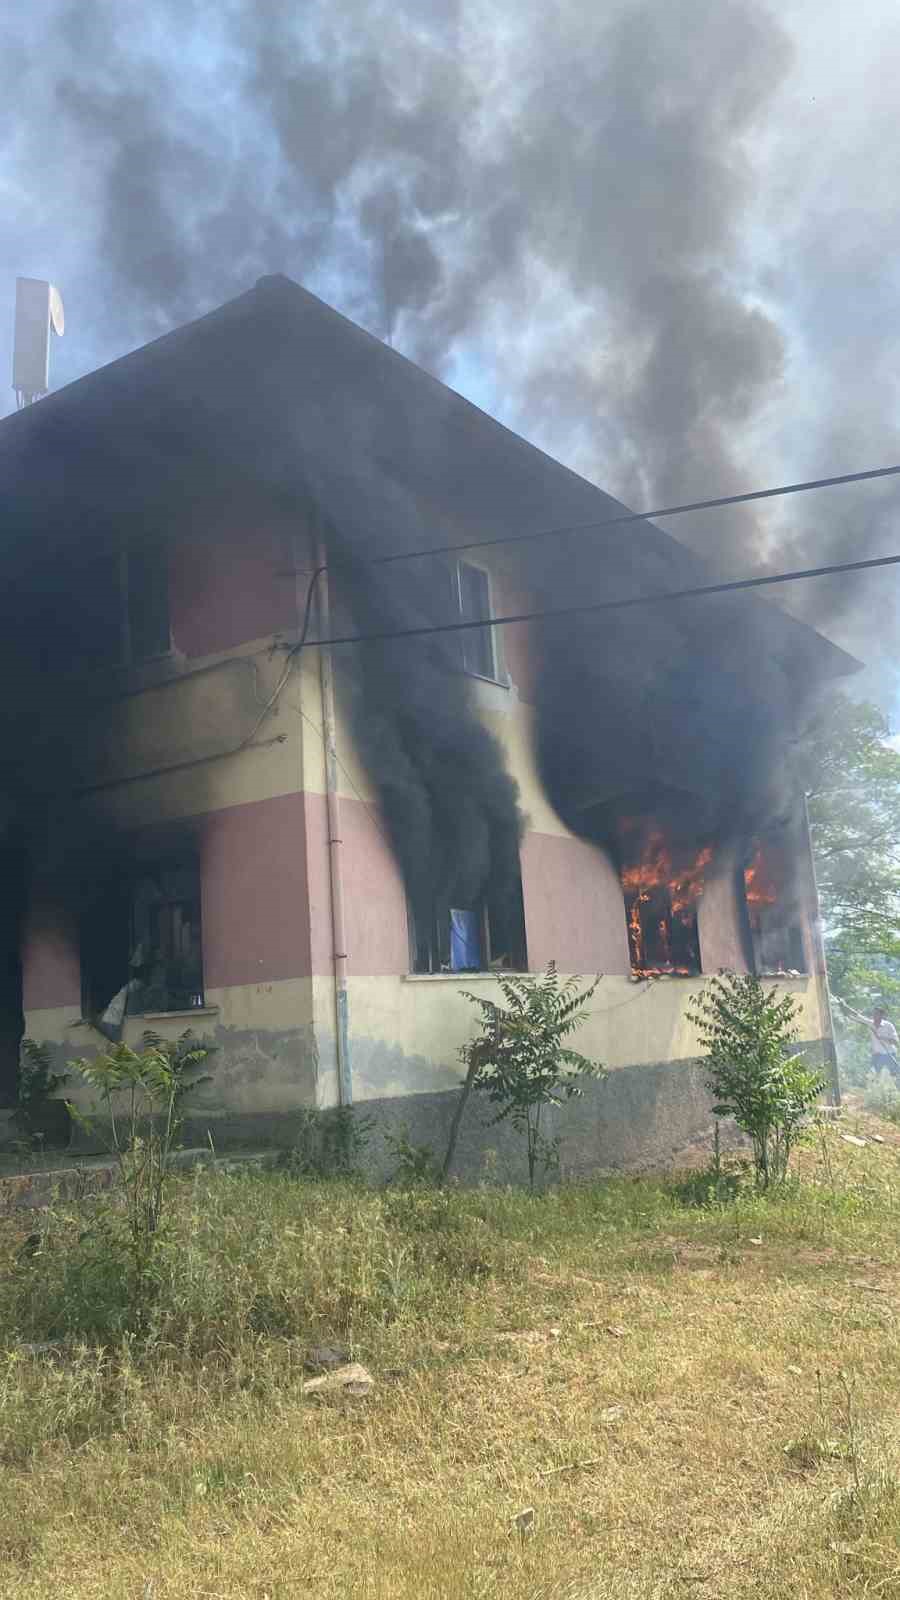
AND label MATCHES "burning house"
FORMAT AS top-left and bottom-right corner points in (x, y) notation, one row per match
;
(0, 276), (855, 1174)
